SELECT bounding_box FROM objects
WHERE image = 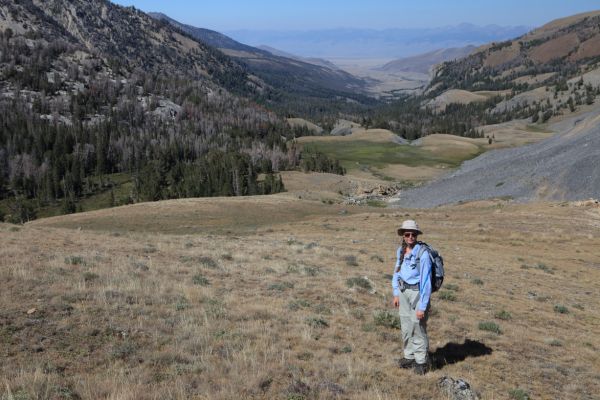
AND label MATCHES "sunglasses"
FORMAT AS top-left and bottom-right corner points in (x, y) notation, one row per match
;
(403, 232), (418, 238)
